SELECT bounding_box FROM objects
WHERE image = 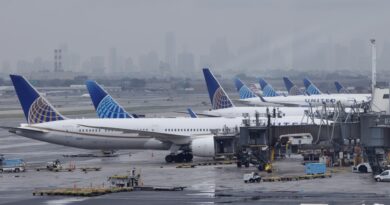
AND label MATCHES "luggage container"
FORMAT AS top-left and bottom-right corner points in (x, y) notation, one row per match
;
(305, 163), (326, 175)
